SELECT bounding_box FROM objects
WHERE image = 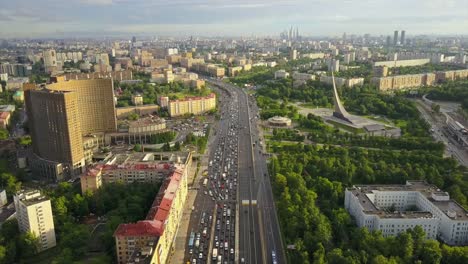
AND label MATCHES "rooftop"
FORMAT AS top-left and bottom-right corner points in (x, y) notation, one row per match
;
(15, 189), (50, 206)
(84, 152), (189, 177)
(113, 168), (184, 237)
(170, 93), (215, 103)
(128, 116), (166, 128)
(348, 181), (468, 220)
